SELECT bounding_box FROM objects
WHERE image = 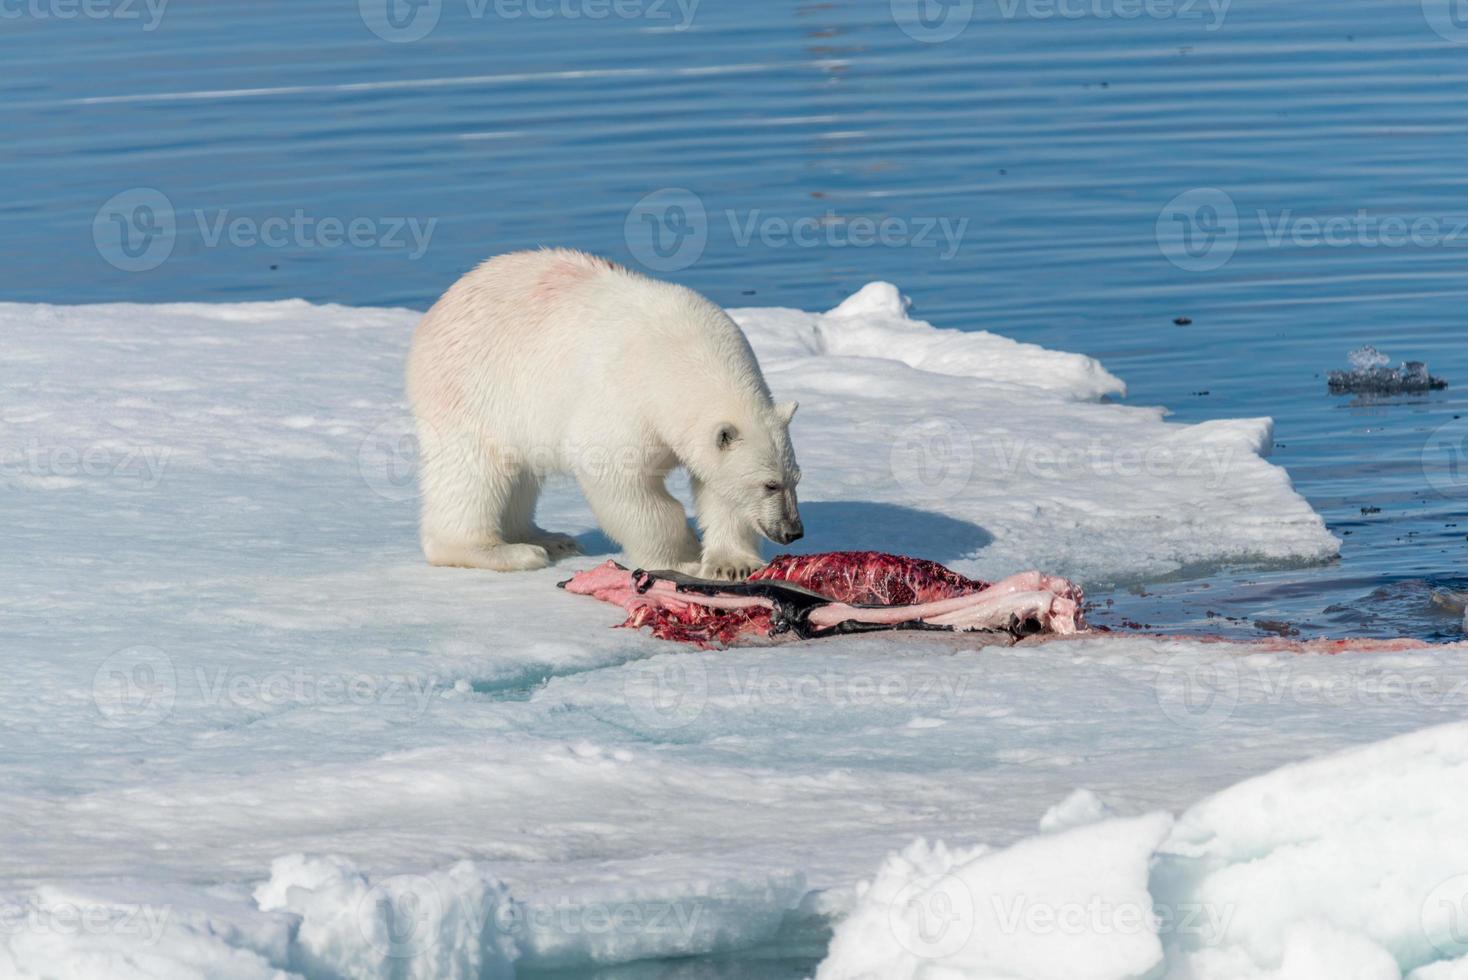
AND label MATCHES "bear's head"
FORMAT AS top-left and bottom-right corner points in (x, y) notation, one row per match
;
(710, 400), (804, 545)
